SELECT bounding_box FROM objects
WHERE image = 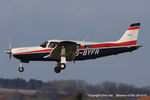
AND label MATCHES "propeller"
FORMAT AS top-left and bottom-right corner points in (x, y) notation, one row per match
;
(9, 36), (11, 50)
(5, 36), (12, 61)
